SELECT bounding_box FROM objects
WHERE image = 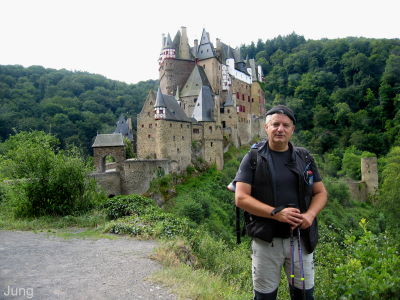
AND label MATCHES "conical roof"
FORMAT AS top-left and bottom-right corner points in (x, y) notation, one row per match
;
(181, 65), (212, 97)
